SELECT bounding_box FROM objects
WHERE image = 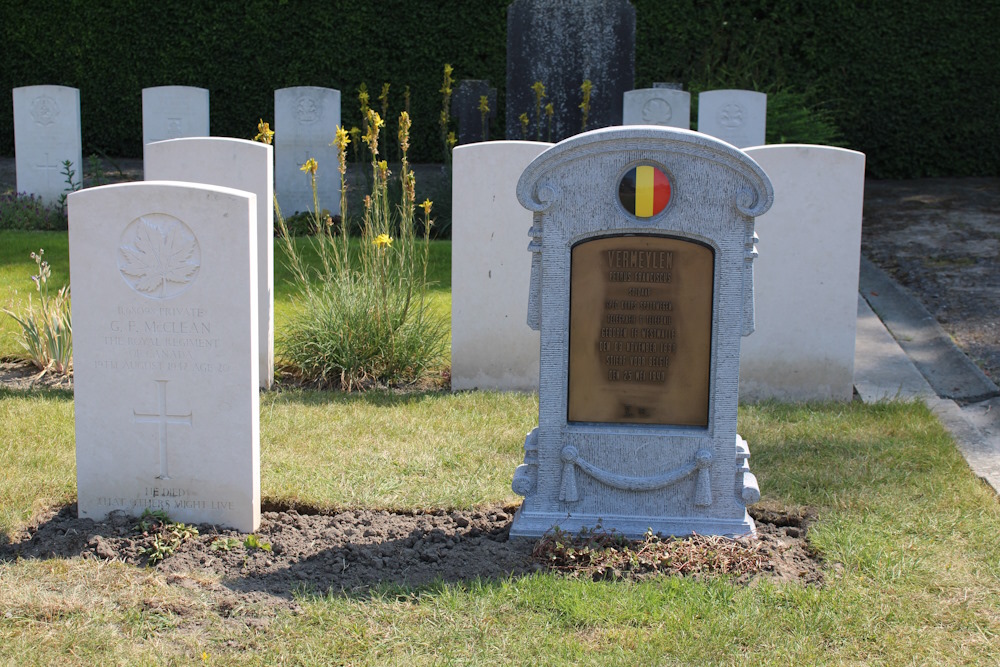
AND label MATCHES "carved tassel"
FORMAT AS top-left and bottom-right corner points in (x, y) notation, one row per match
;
(559, 446), (579, 503)
(694, 449), (713, 507)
